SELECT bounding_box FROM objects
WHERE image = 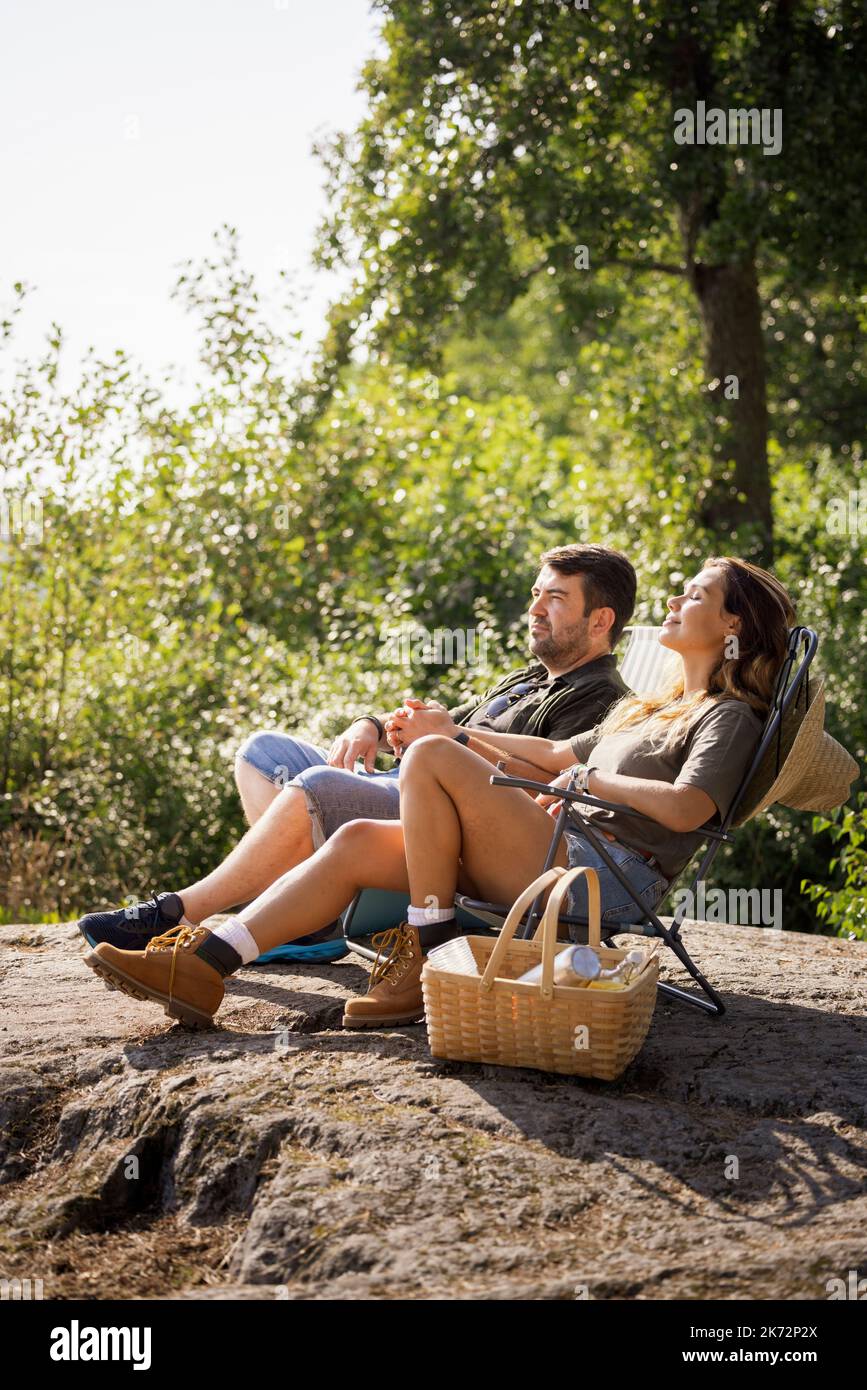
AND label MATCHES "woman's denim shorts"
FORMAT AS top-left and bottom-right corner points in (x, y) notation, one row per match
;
(562, 829), (668, 938)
